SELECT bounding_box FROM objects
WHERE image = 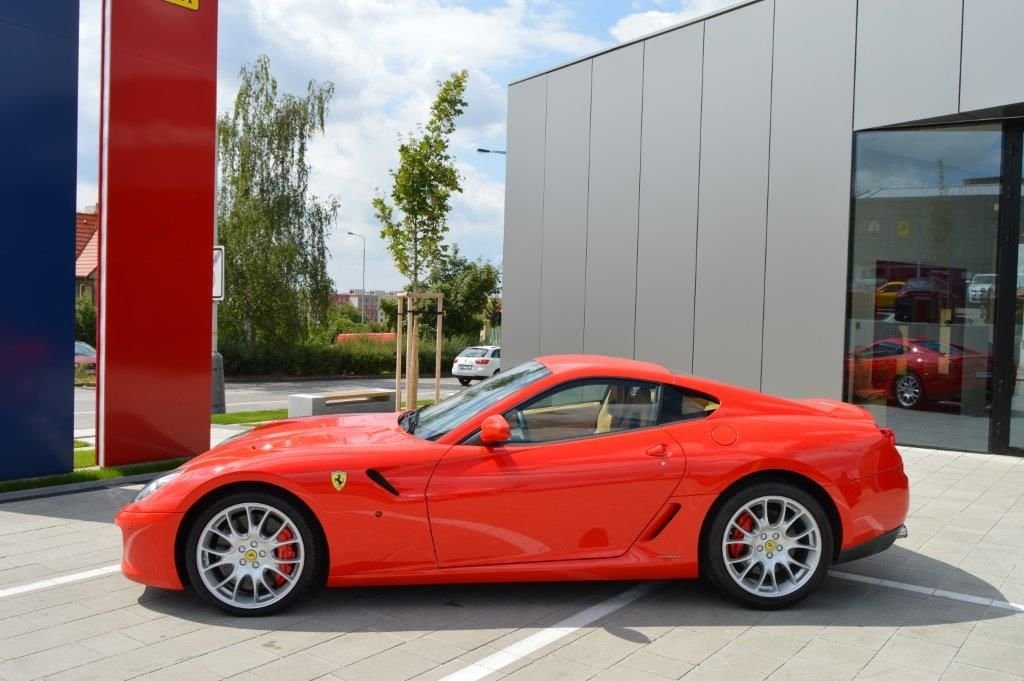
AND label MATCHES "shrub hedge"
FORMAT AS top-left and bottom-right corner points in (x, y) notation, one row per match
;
(221, 335), (479, 378)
